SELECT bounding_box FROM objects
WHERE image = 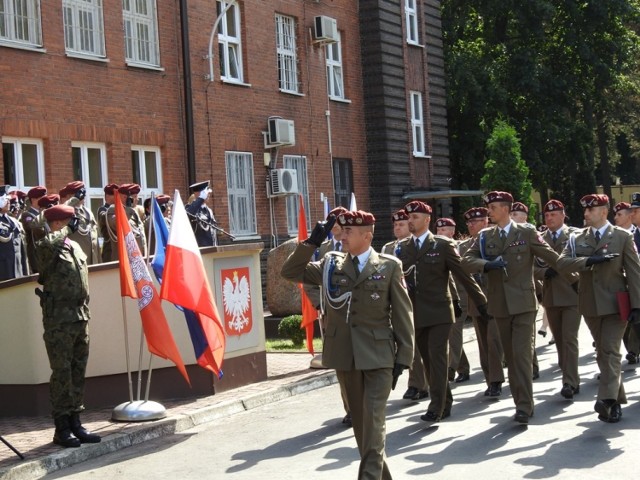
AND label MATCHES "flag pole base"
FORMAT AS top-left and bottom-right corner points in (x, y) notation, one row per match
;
(111, 400), (167, 422)
(309, 353), (328, 369)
